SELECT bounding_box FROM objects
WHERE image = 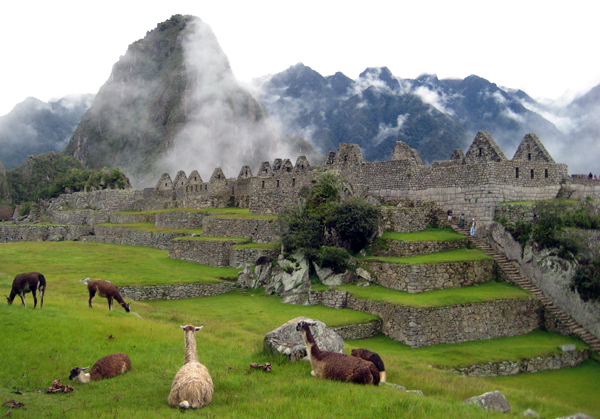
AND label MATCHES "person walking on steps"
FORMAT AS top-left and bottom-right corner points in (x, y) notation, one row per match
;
(459, 213), (465, 229)
(447, 209), (453, 222)
(470, 218), (476, 237)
